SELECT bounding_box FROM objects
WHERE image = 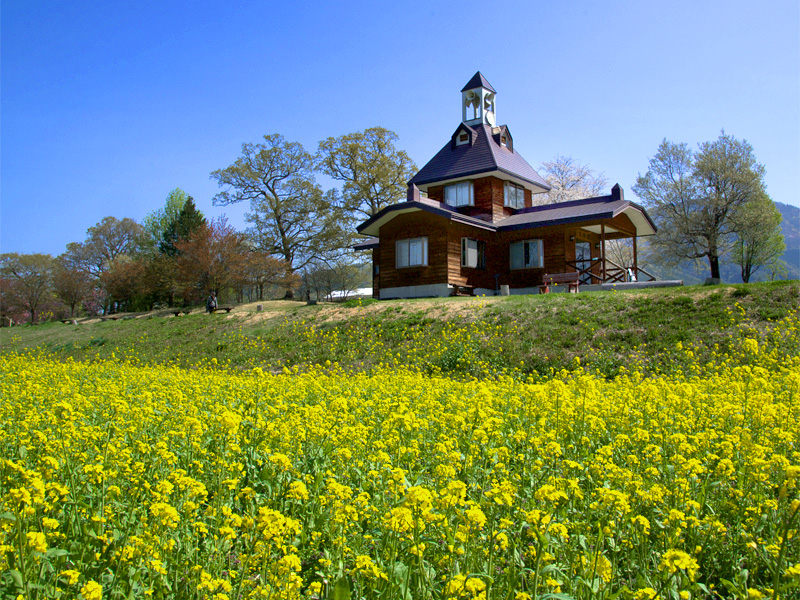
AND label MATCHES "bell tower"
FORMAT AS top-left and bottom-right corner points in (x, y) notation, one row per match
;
(461, 71), (496, 127)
